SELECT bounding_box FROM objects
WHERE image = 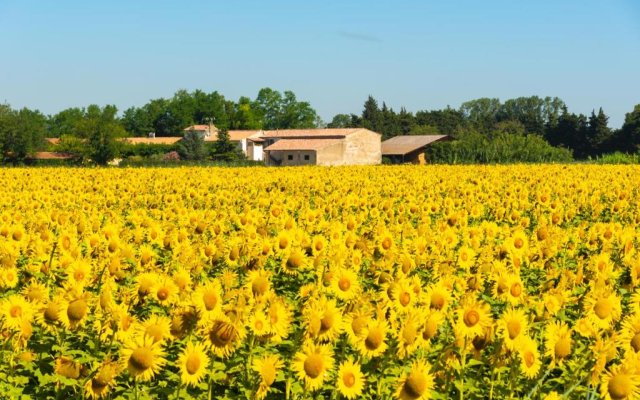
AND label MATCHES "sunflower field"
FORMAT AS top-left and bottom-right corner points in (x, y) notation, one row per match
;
(1, 165), (640, 400)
